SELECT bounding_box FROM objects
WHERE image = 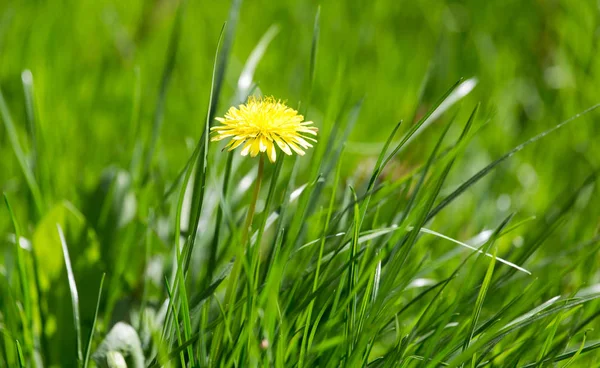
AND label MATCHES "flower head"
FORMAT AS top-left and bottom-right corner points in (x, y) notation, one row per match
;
(211, 96), (318, 163)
